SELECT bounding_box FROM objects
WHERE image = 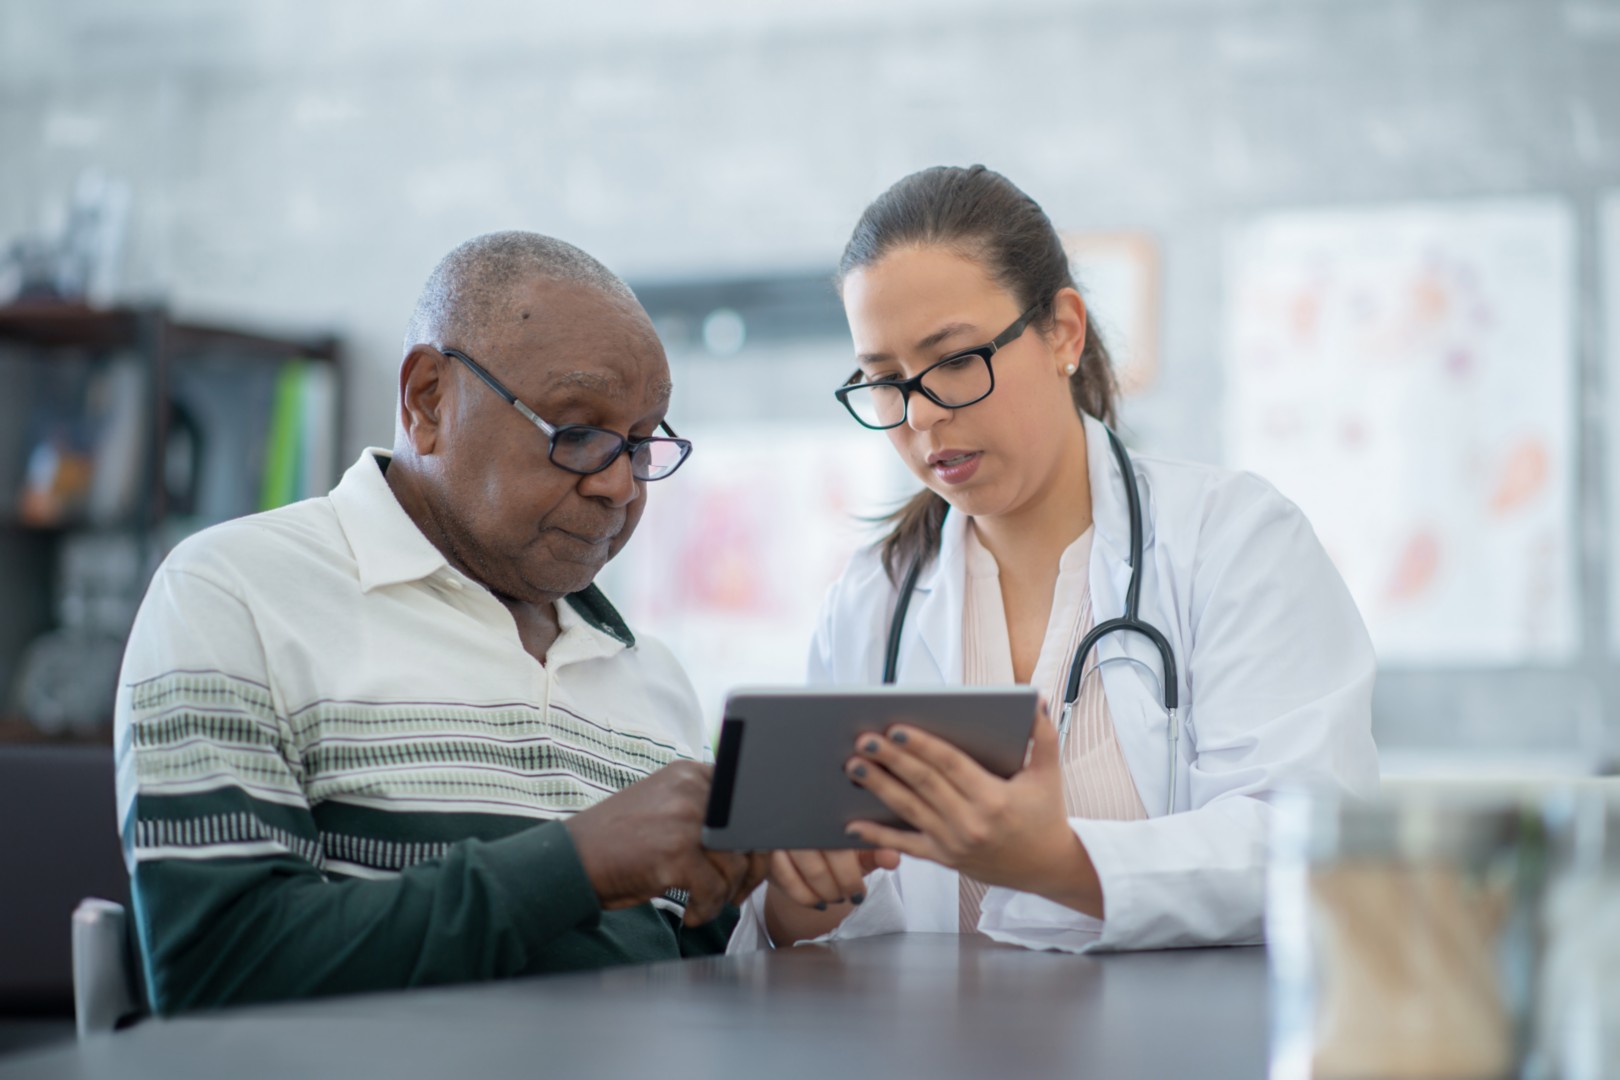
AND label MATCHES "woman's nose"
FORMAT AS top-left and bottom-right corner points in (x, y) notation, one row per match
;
(905, 391), (951, 432)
